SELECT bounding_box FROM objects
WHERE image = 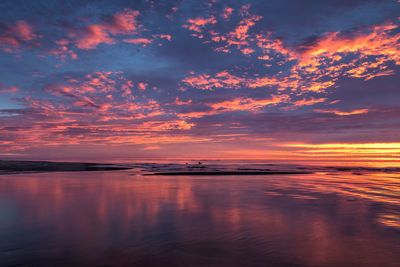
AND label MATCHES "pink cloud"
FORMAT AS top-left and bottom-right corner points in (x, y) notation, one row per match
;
(0, 20), (37, 52)
(109, 9), (140, 34)
(123, 38), (153, 46)
(45, 39), (78, 61)
(159, 34), (172, 41)
(10, 20), (36, 41)
(65, 9), (170, 51)
(0, 86), (19, 93)
(0, 71), (298, 153)
(45, 72), (119, 99)
(21, 72), (170, 127)
(71, 9), (141, 50)
(74, 24), (116, 50)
